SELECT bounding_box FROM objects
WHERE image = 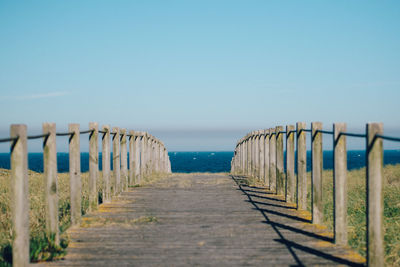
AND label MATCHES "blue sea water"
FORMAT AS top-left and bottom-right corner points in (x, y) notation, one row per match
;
(0, 151), (399, 173)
